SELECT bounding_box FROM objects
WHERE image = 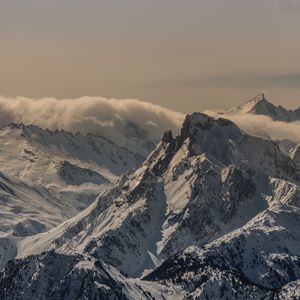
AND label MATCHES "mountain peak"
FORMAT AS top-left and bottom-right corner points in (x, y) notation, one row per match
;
(229, 94), (300, 122)
(180, 113), (214, 142)
(247, 93), (267, 104)
(180, 112), (238, 141)
(234, 93), (273, 114)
